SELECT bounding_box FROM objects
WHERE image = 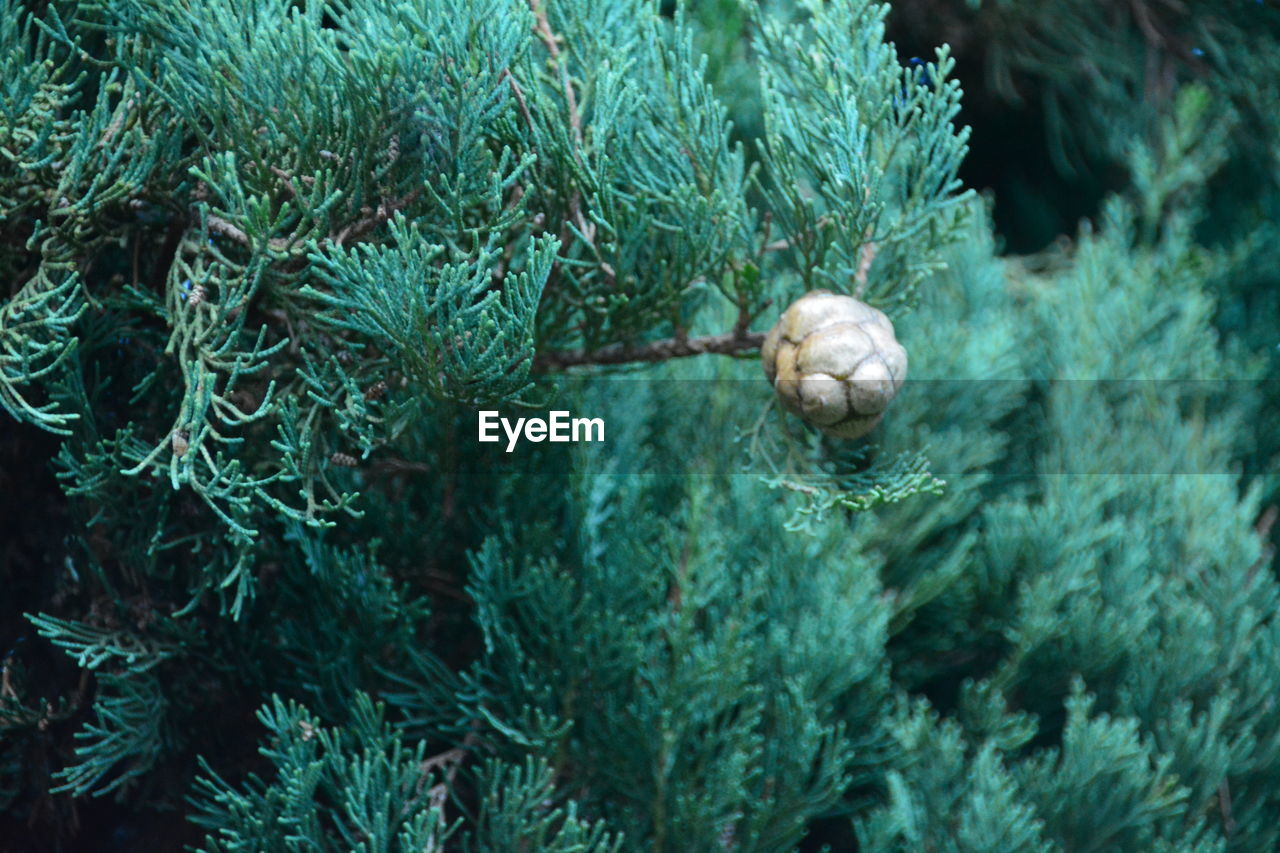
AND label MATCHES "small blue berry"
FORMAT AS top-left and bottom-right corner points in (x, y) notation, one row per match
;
(907, 57), (935, 88)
